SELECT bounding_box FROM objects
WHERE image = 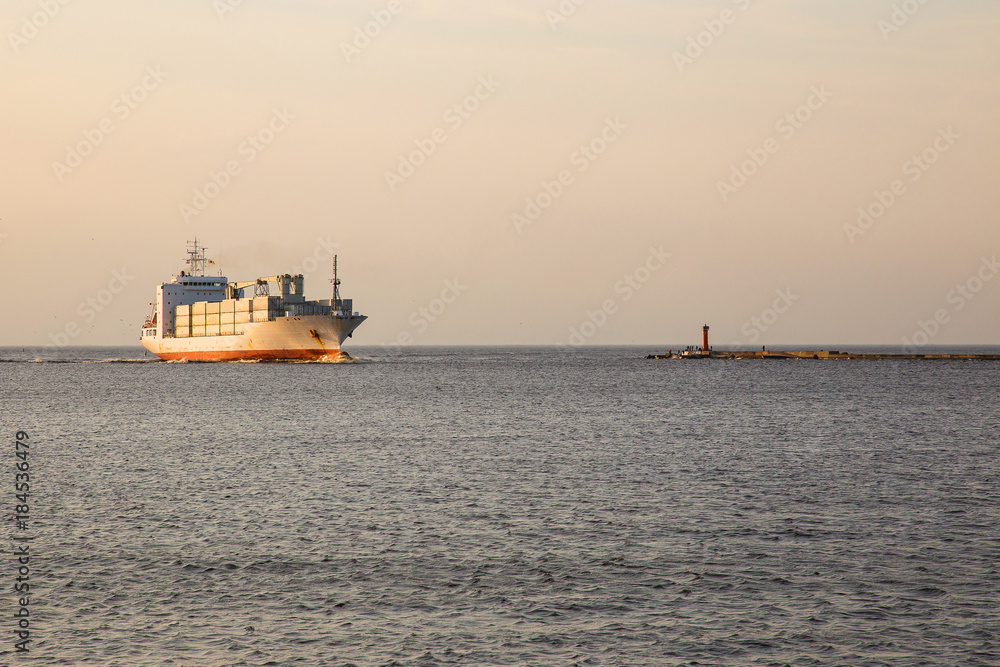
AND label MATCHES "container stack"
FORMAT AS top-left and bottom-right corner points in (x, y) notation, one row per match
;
(174, 296), (283, 337)
(175, 304), (191, 338)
